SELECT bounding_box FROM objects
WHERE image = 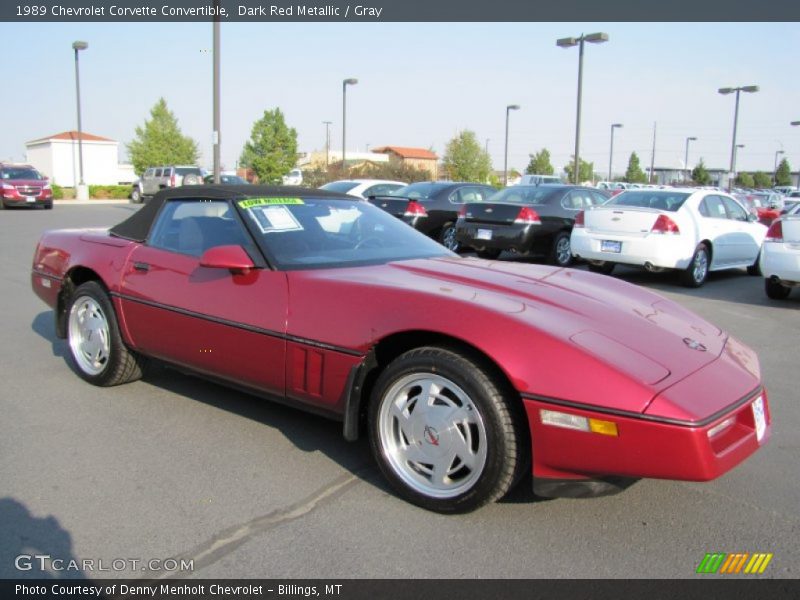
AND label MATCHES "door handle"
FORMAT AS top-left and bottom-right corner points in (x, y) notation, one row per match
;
(133, 262), (150, 272)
